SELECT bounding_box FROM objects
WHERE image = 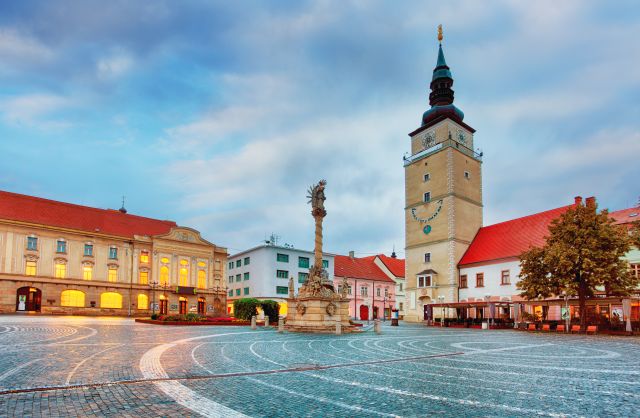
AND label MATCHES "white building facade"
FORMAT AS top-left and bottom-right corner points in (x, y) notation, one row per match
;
(226, 244), (334, 317)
